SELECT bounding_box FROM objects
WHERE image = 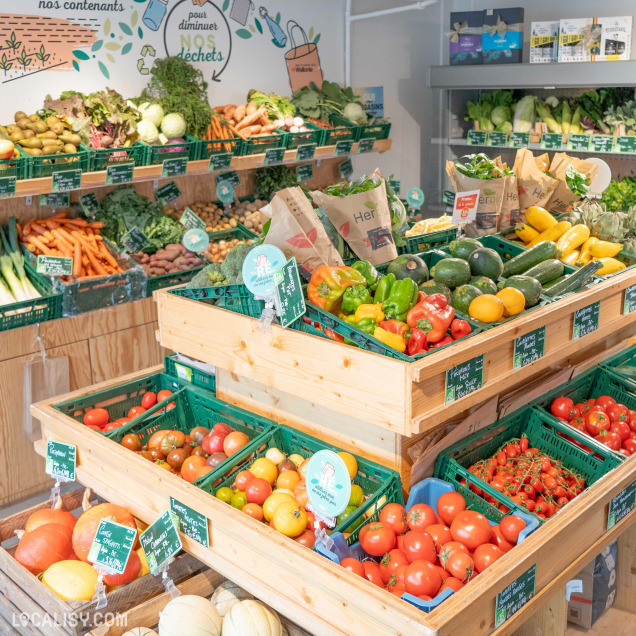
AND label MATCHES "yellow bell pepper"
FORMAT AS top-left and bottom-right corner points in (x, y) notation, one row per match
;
(515, 223), (539, 244)
(589, 240), (623, 258)
(527, 221), (572, 248)
(593, 257), (626, 276)
(373, 327), (406, 352)
(577, 237), (599, 265)
(525, 206), (558, 232)
(560, 250), (580, 265)
(556, 224), (590, 258)
(355, 303), (385, 323)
